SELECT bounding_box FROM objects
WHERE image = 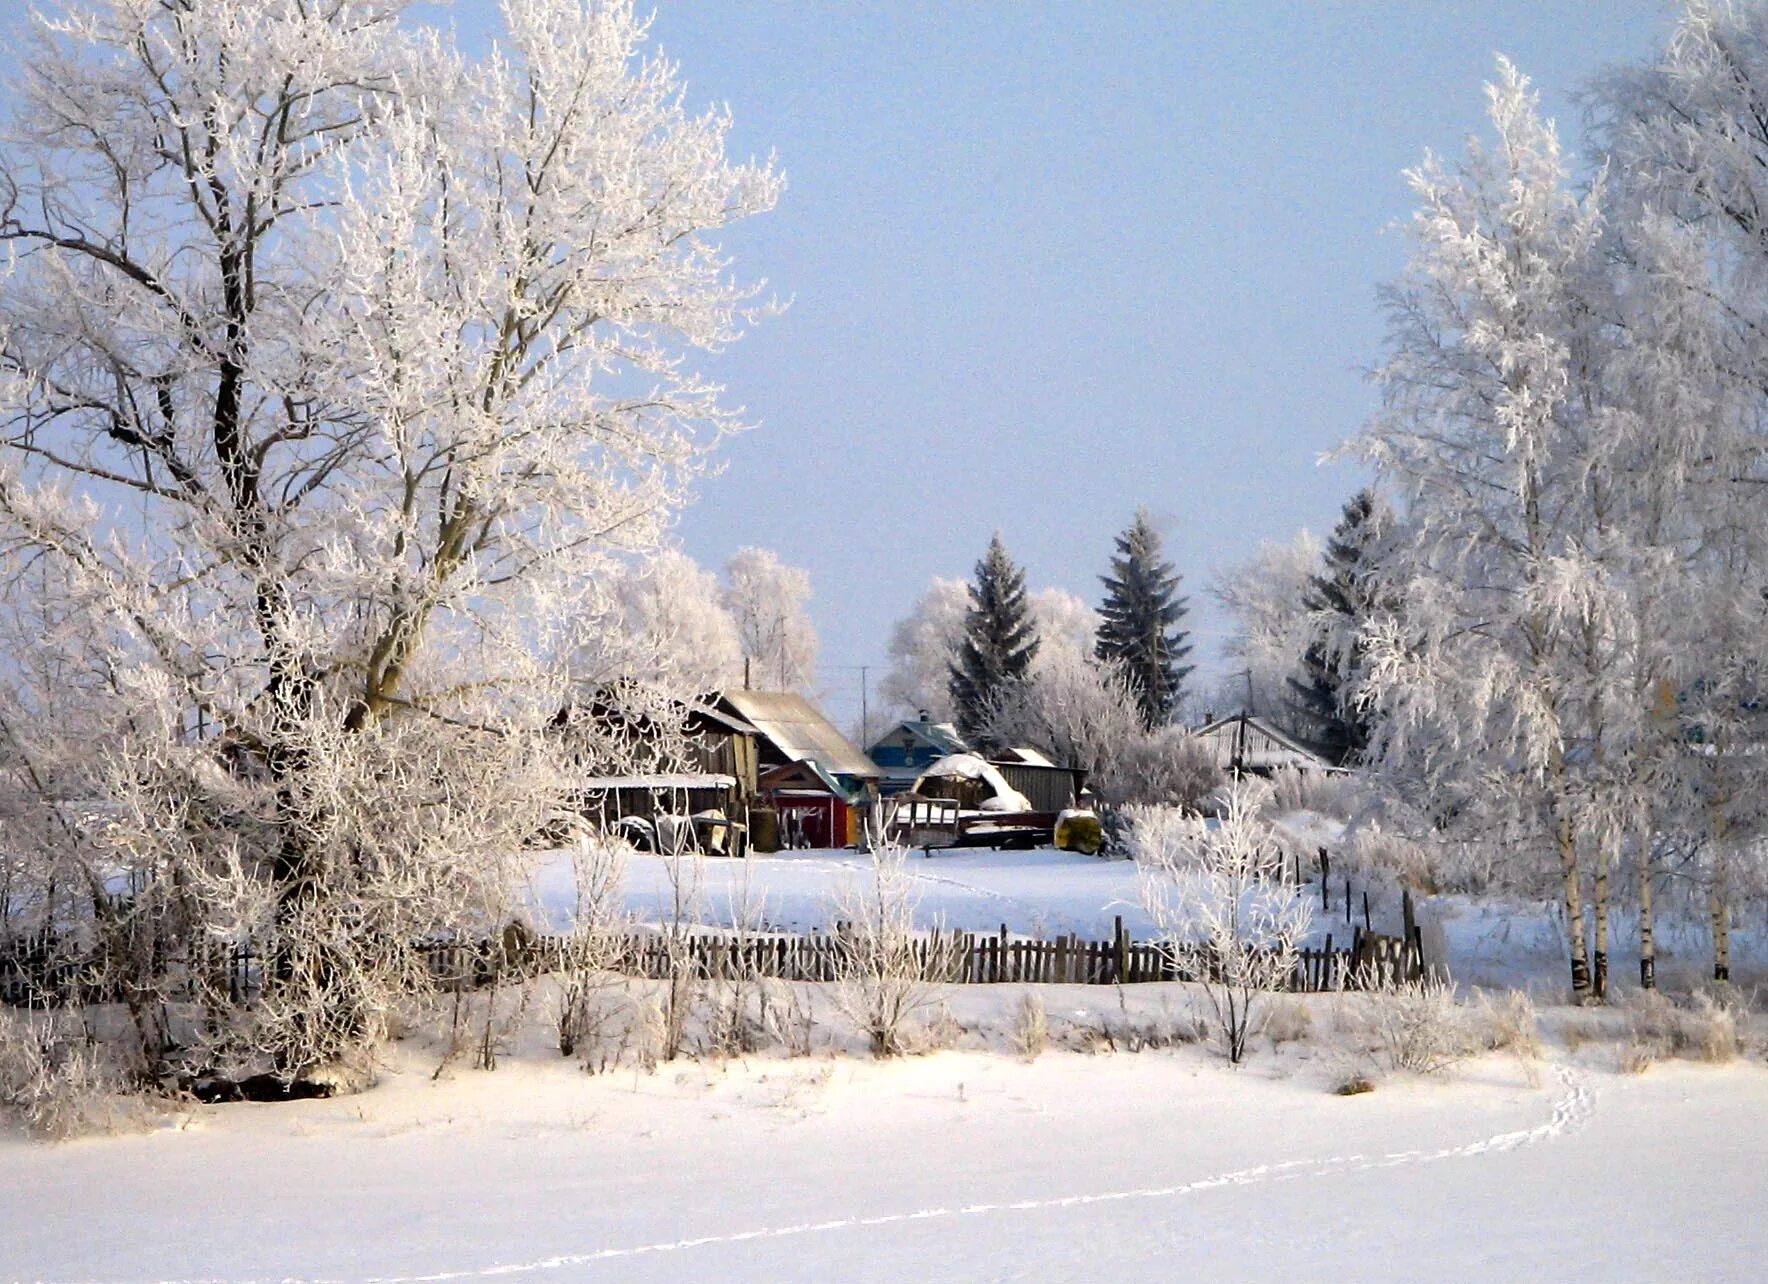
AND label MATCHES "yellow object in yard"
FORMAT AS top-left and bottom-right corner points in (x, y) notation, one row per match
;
(1054, 811), (1103, 856)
